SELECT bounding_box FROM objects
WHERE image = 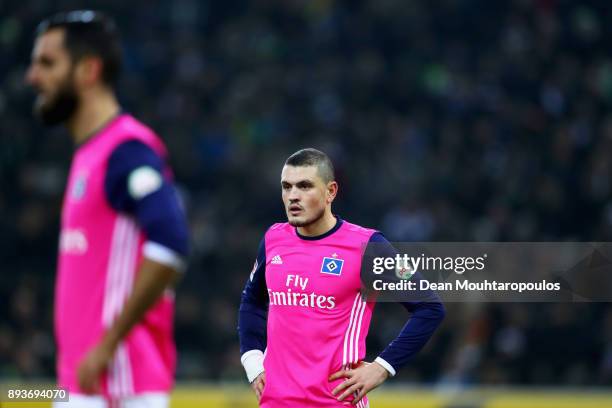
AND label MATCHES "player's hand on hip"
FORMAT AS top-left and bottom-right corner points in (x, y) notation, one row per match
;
(251, 371), (266, 402)
(77, 342), (114, 394)
(329, 361), (389, 405)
